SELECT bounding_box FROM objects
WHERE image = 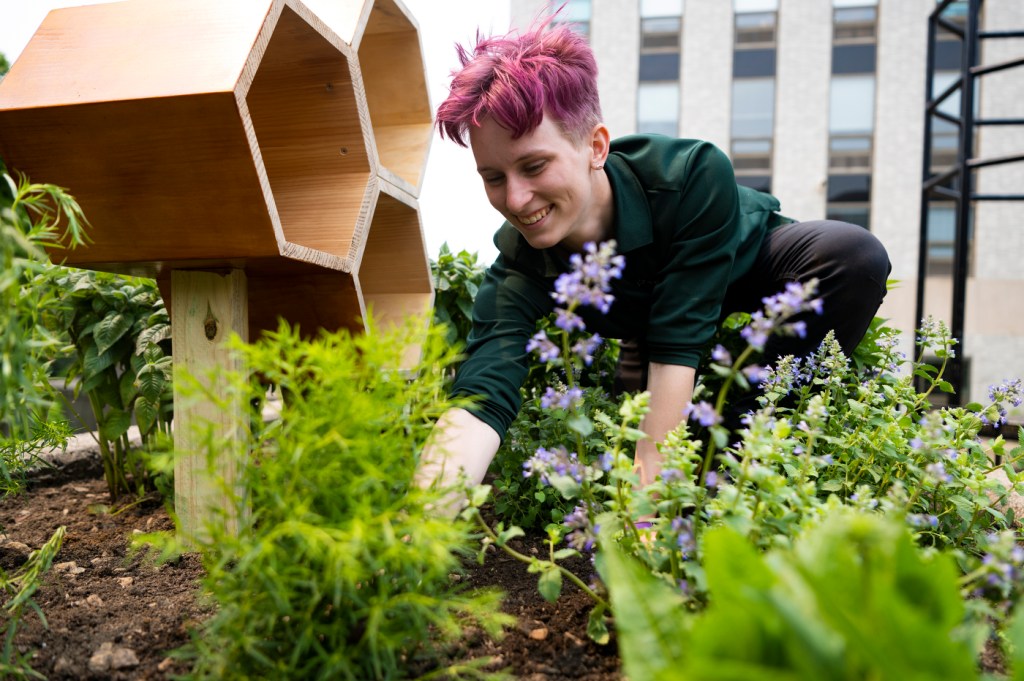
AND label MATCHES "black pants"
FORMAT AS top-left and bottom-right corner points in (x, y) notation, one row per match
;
(614, 220), (892, 394)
